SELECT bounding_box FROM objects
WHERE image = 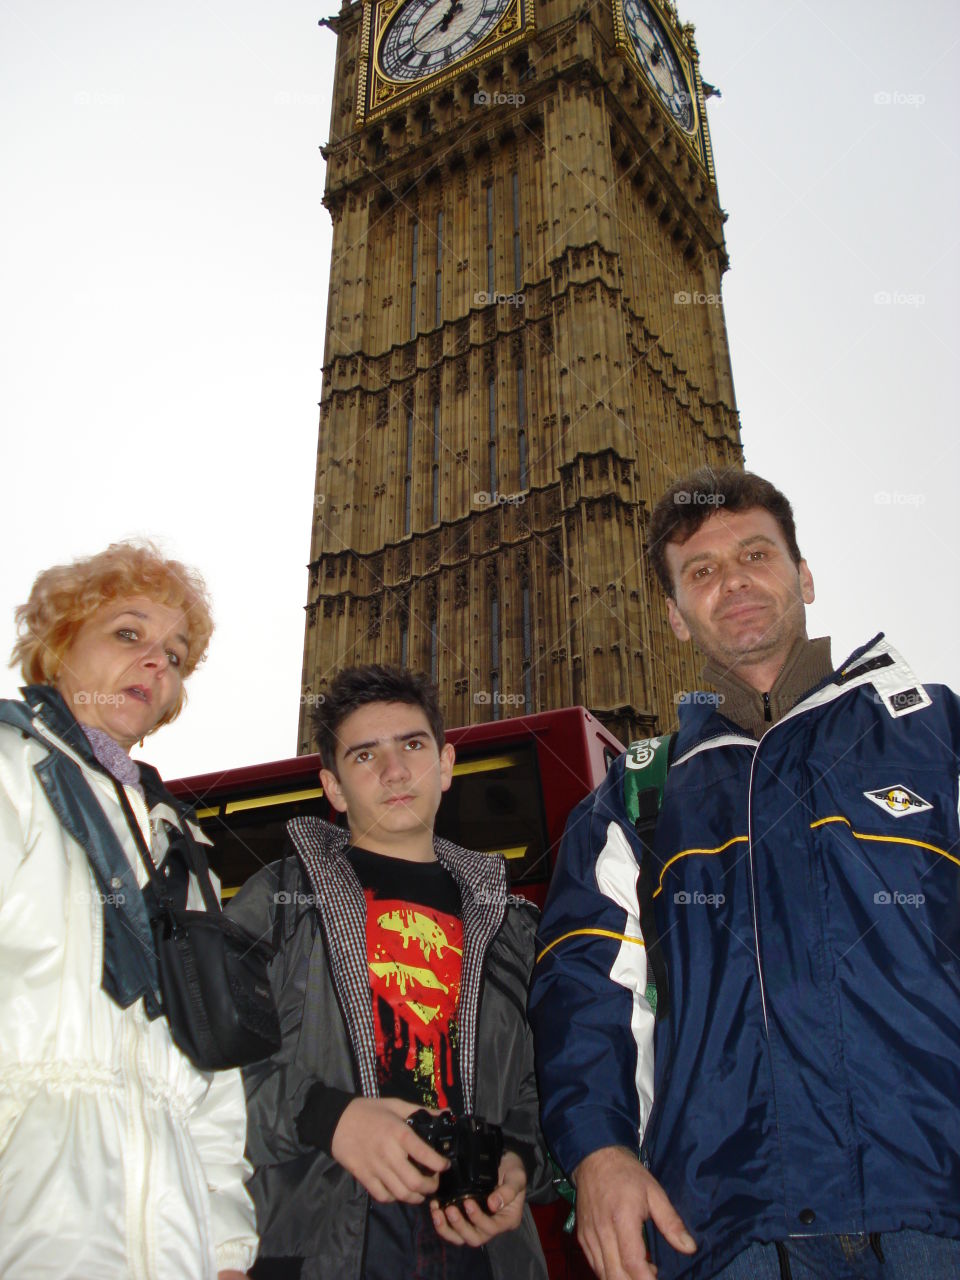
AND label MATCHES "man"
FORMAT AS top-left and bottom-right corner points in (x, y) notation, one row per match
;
(228, 664), (548, 1280)
(529, 468), (960, 1280)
